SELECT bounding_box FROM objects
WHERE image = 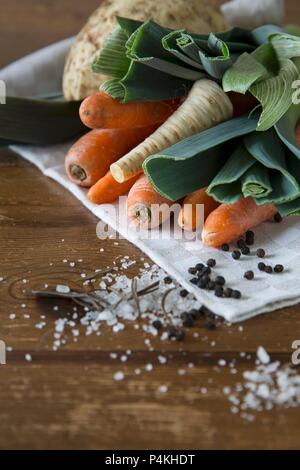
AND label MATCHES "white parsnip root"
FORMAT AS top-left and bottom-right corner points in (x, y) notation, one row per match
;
(110, 80), (233, 183)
